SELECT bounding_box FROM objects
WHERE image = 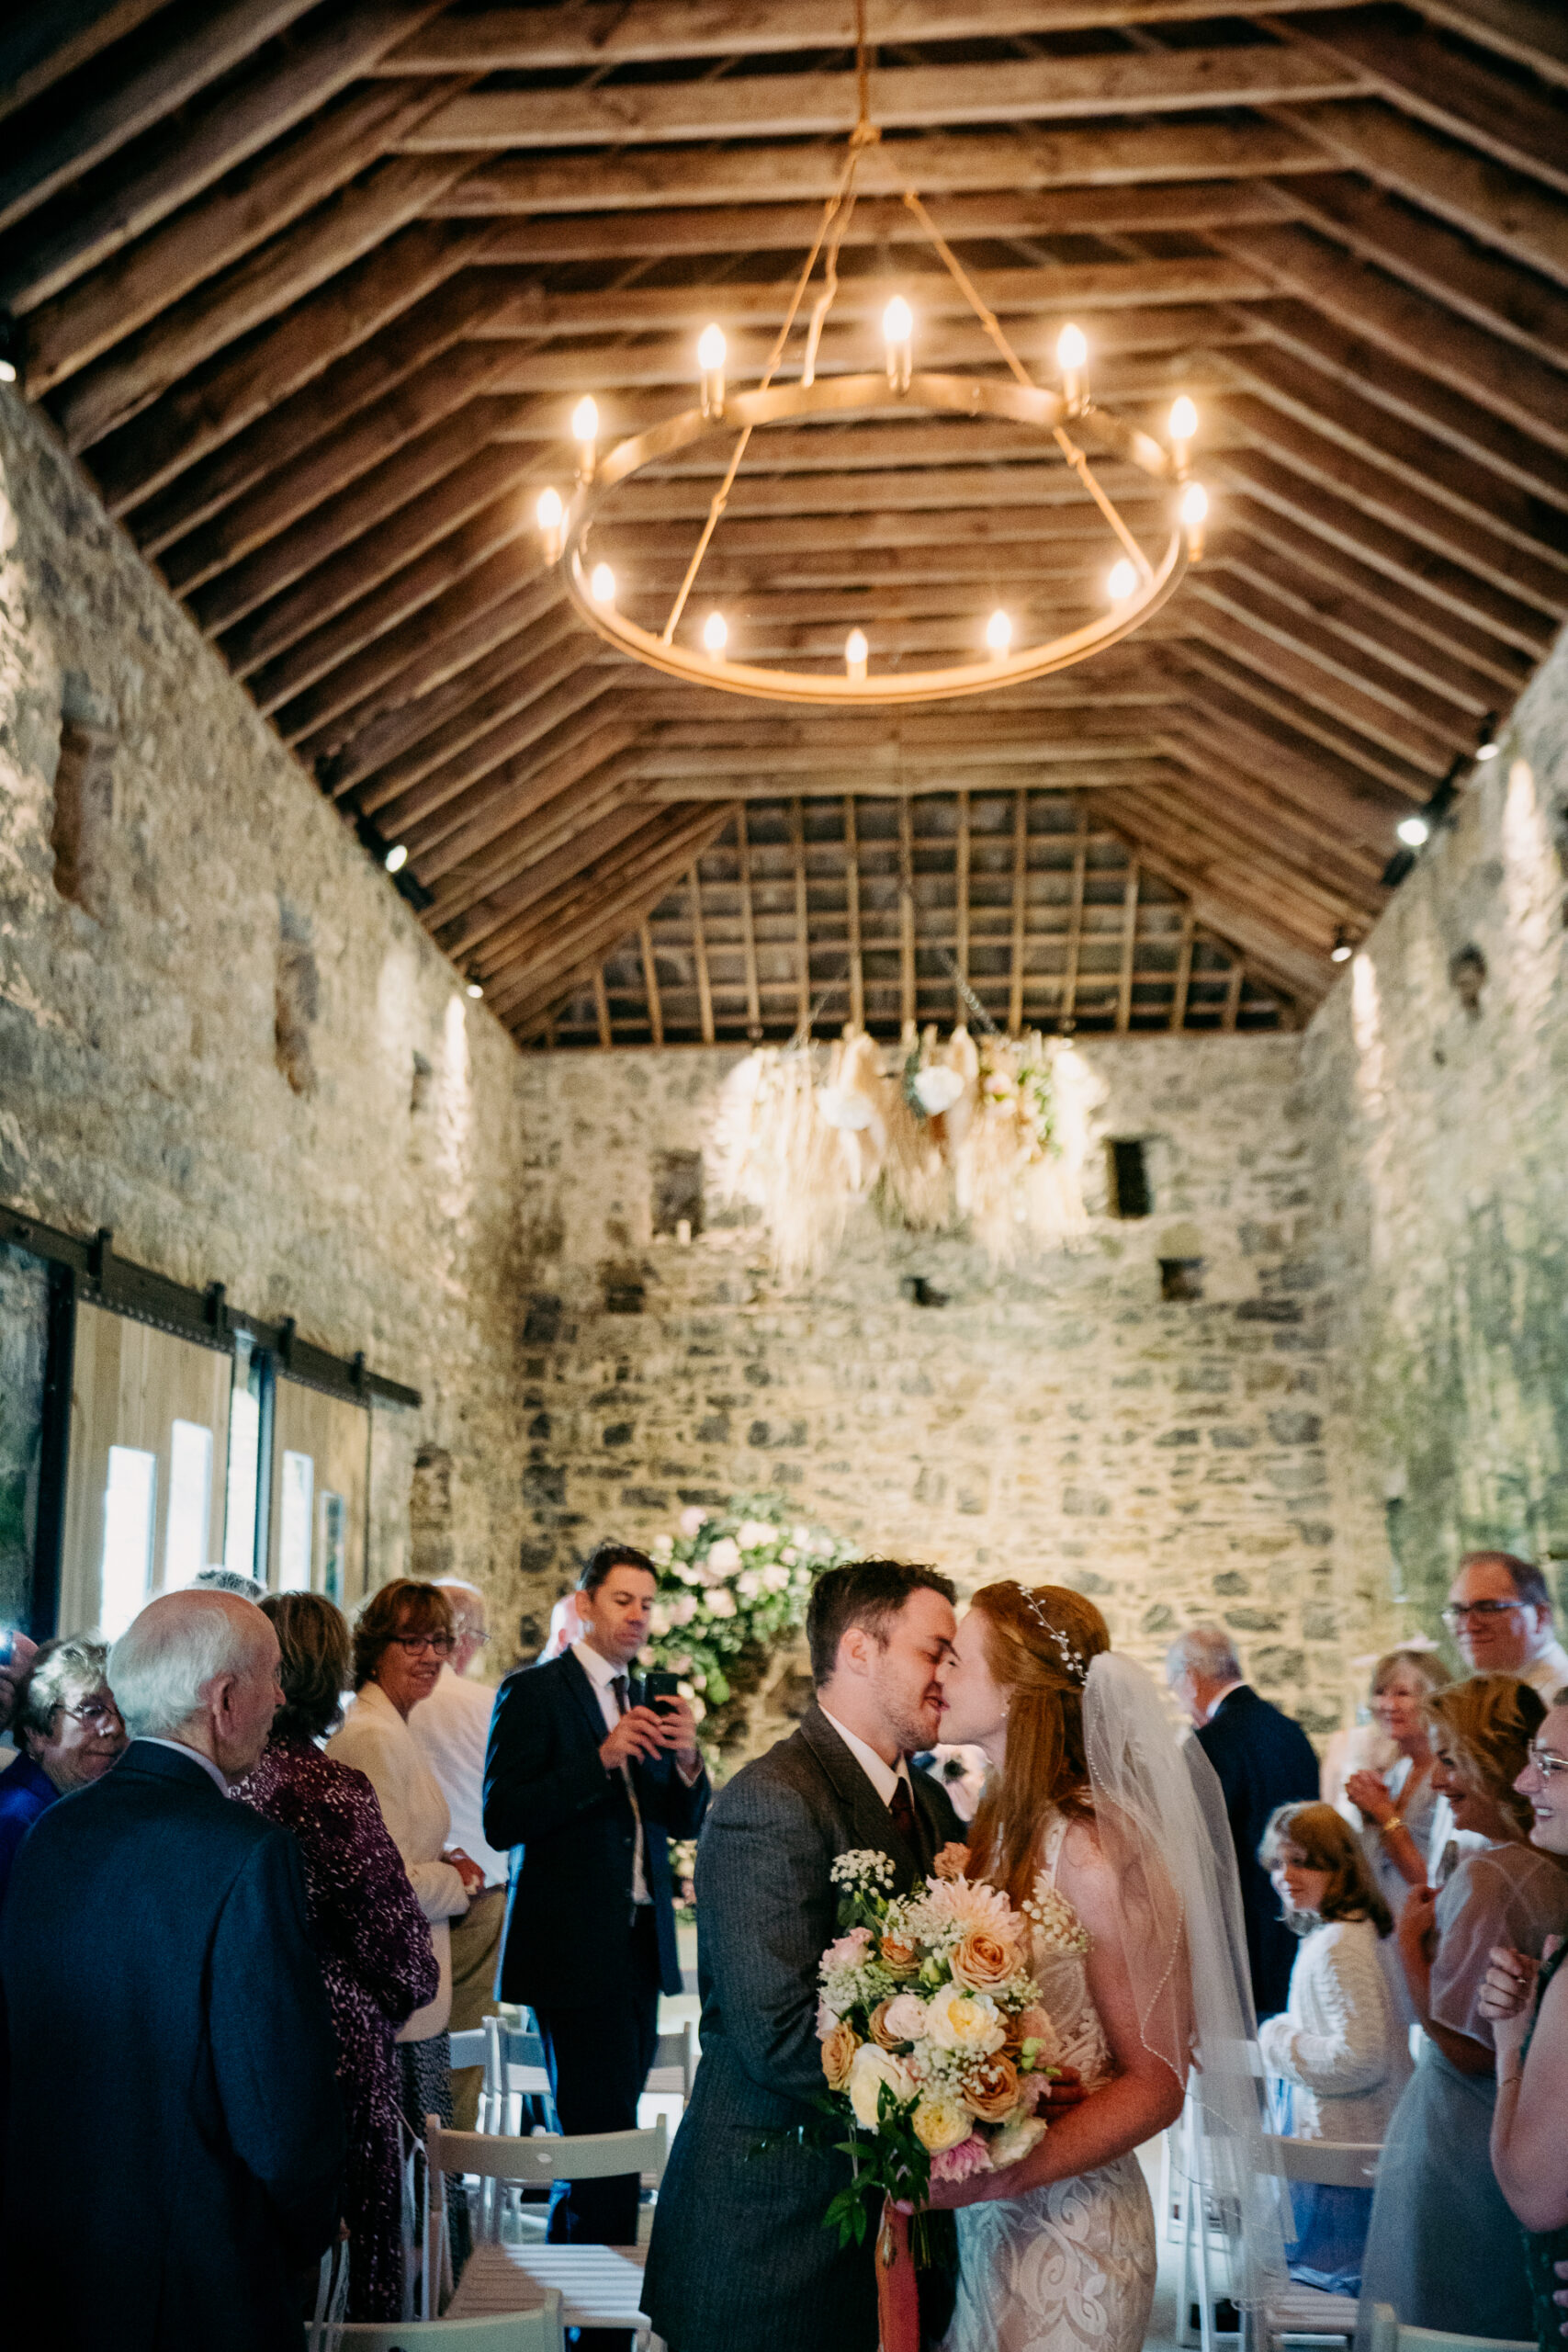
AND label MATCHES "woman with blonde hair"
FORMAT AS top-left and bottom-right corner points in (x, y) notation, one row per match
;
(1358, 1673), (1568, 2341)
(931, 1582), (1283, 2352)
(1258, 1802), (1404, 2295)
(1343, 1648), (1450, 1920)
